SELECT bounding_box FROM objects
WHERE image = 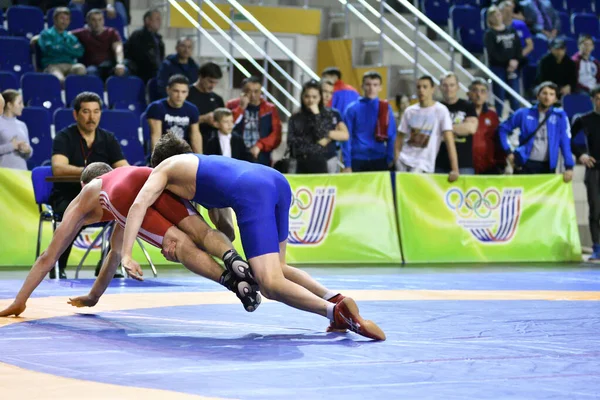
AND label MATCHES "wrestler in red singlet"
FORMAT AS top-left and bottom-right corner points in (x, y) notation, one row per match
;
(96, 166), (196, 248)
